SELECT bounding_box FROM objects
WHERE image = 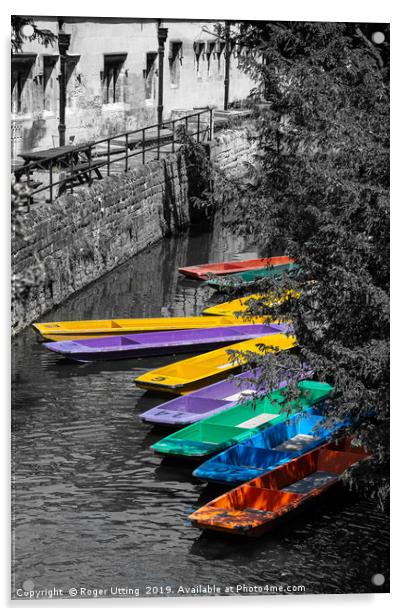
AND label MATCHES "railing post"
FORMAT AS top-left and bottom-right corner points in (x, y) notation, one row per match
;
(70, 152), (74, 194)
(197, 112), (200, 143)
(209, 107), (213, 141)
(172, 120), (175, 153)
(157, 123), (161, 160)
(185, 116), (188, 139)
(142, 128), (145, 164)
(49, 166), (53, 203)
(107, 138), (111, 176)
(125, 133), (129, 171)
(88, 145), (92, 186)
